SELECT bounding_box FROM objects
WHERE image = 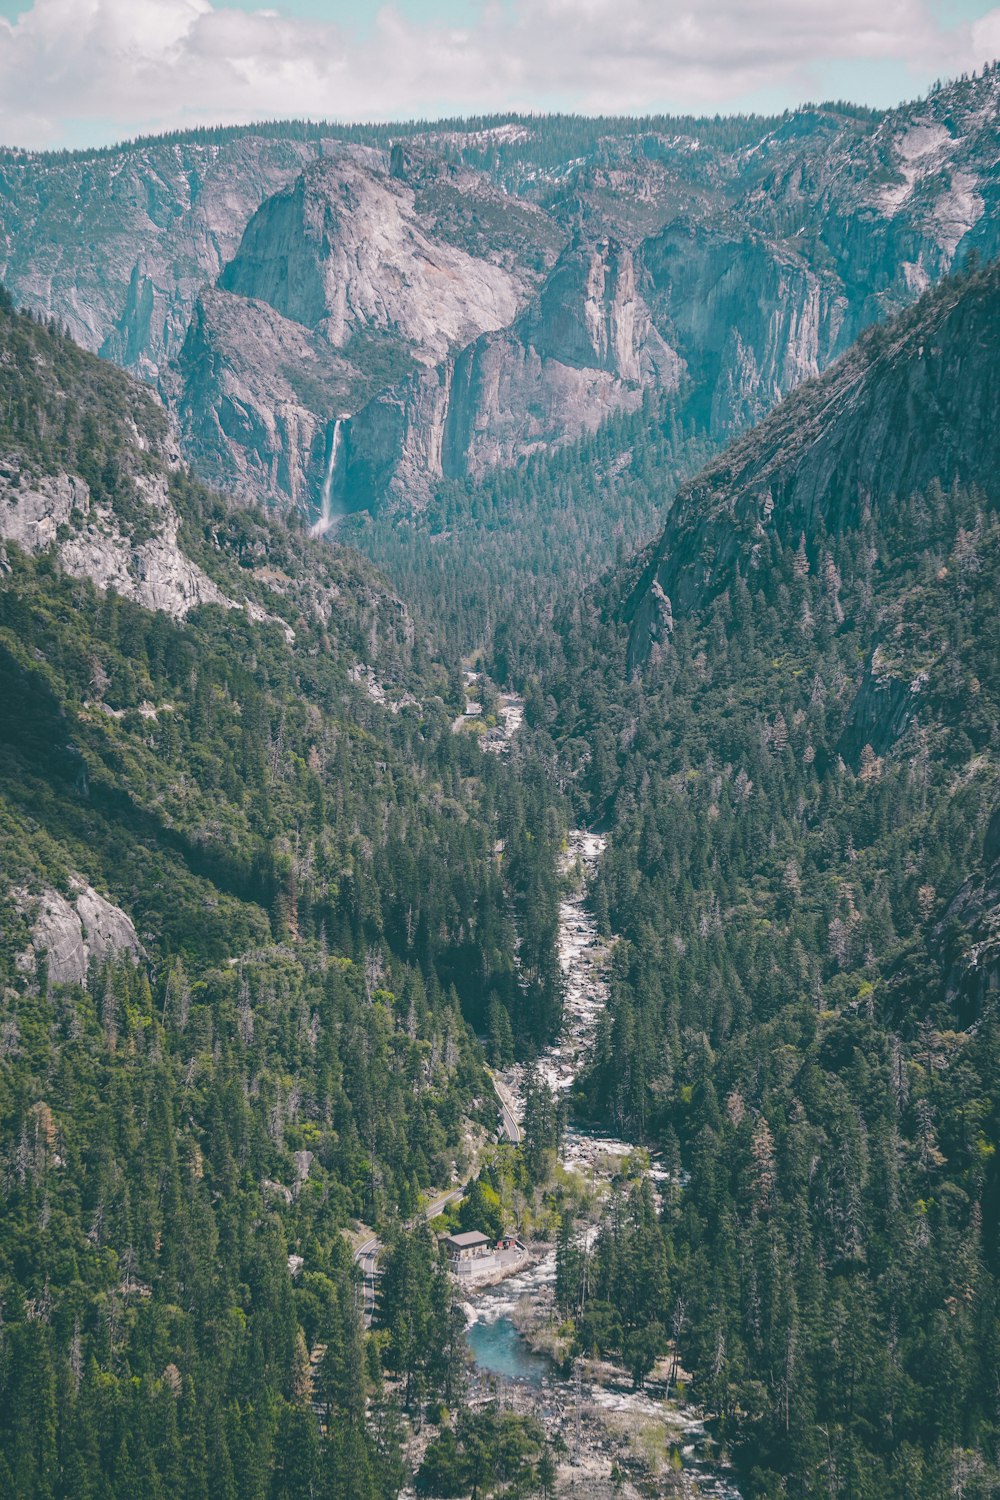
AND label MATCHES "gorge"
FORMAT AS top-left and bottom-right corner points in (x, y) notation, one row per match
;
(0, 59), (999, 1500)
